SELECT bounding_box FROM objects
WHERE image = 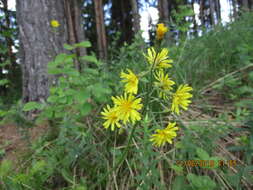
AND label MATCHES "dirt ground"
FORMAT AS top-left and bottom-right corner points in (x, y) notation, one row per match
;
(0, 123), (48, 165)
